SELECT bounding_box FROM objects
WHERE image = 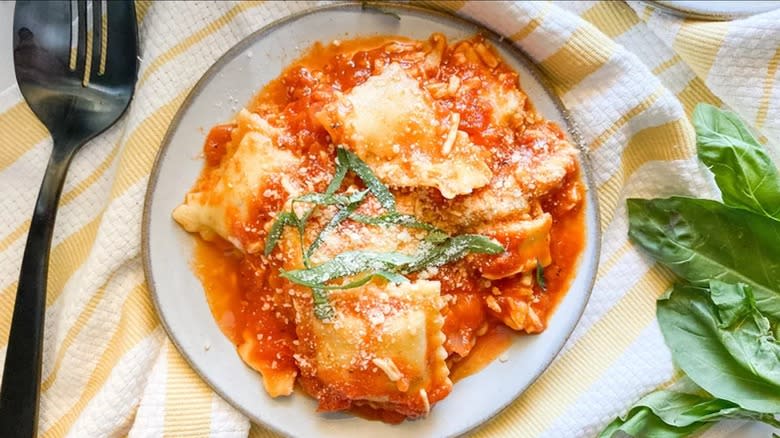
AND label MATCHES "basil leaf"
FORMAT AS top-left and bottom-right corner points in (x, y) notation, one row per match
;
(694, 104), (780, 221)
(424, 229), (450, 244)
(325, 148), (350, 195)
(296, 150), (352, 265)
(295, 190), (368, 207)
(600, 407), (700, 438)
(341, 148), (396, 211)
(403, 234), (504, 274)
(306, 200), (364, 259)
(312, 288), (334, 320)
(281, 251), (415, 287)
(536, 259), (547, 291)
(657, 283), (780, 413)
(264, 212), (298, 256)
(349, 211), (440, 231)
(600, 380), (780, 438)
(627, 197), (780, 319)
(313, 270), (409, 291)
